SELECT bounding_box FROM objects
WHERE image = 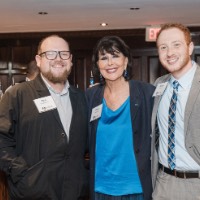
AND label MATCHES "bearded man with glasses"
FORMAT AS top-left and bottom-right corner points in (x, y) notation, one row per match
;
(0, 35), (89, 200)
